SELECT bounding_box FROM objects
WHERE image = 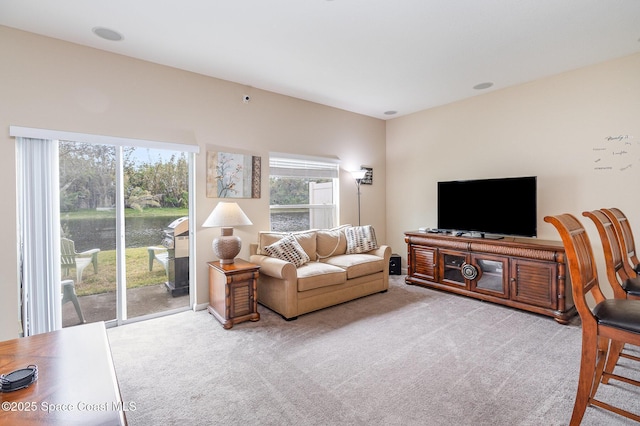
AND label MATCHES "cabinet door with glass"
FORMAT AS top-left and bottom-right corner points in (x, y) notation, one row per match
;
(439, 250), (468, 288)
(468, 254), (509, 298)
